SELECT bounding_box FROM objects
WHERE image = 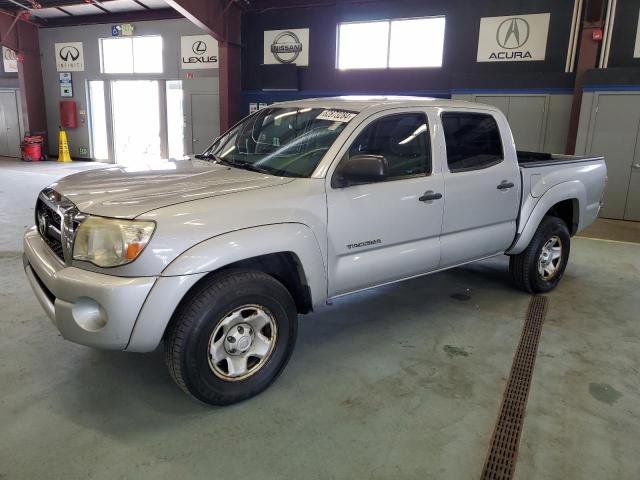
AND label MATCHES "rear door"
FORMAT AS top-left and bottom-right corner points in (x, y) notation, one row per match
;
(326, 110), (444, 297)
(437, 109), (521, 267)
